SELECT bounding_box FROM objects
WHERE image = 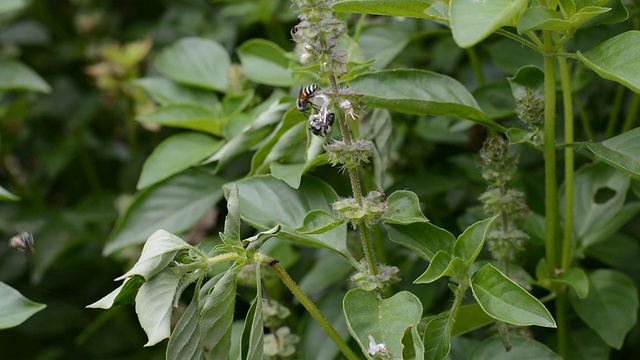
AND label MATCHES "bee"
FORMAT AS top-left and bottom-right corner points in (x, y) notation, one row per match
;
(297, 84), (319, 113)
(309, 107), (334, 137)
(9, 232), (35, 254)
